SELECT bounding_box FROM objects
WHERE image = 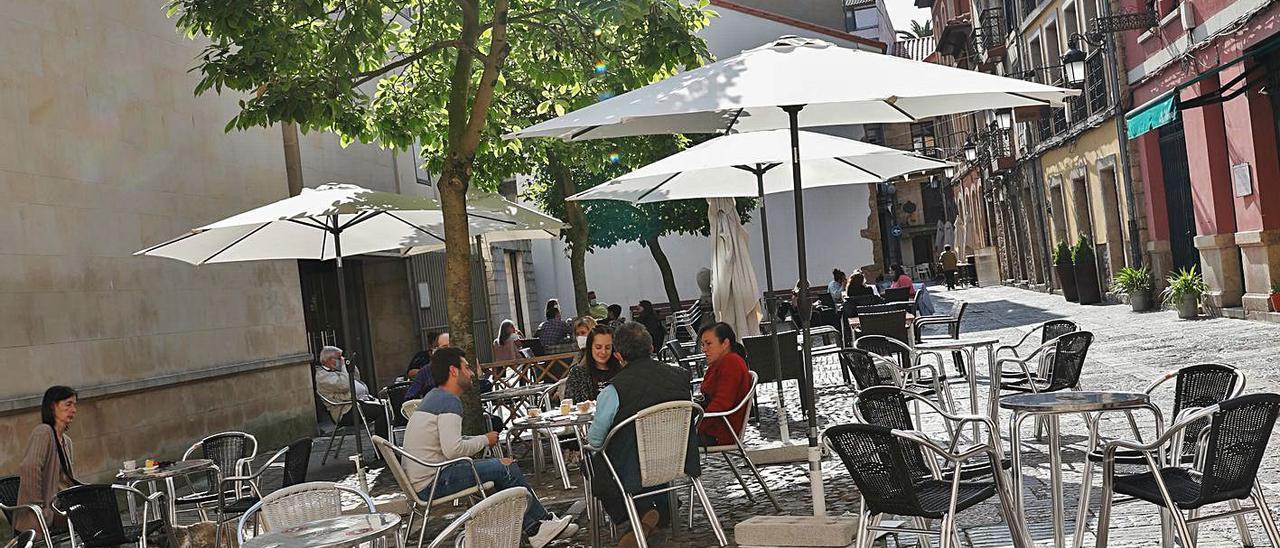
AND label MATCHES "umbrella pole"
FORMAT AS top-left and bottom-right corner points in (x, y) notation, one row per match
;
(751, 165), (790, 444)
(781, 105), (824, 516)
(330, 216), (369, 486)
